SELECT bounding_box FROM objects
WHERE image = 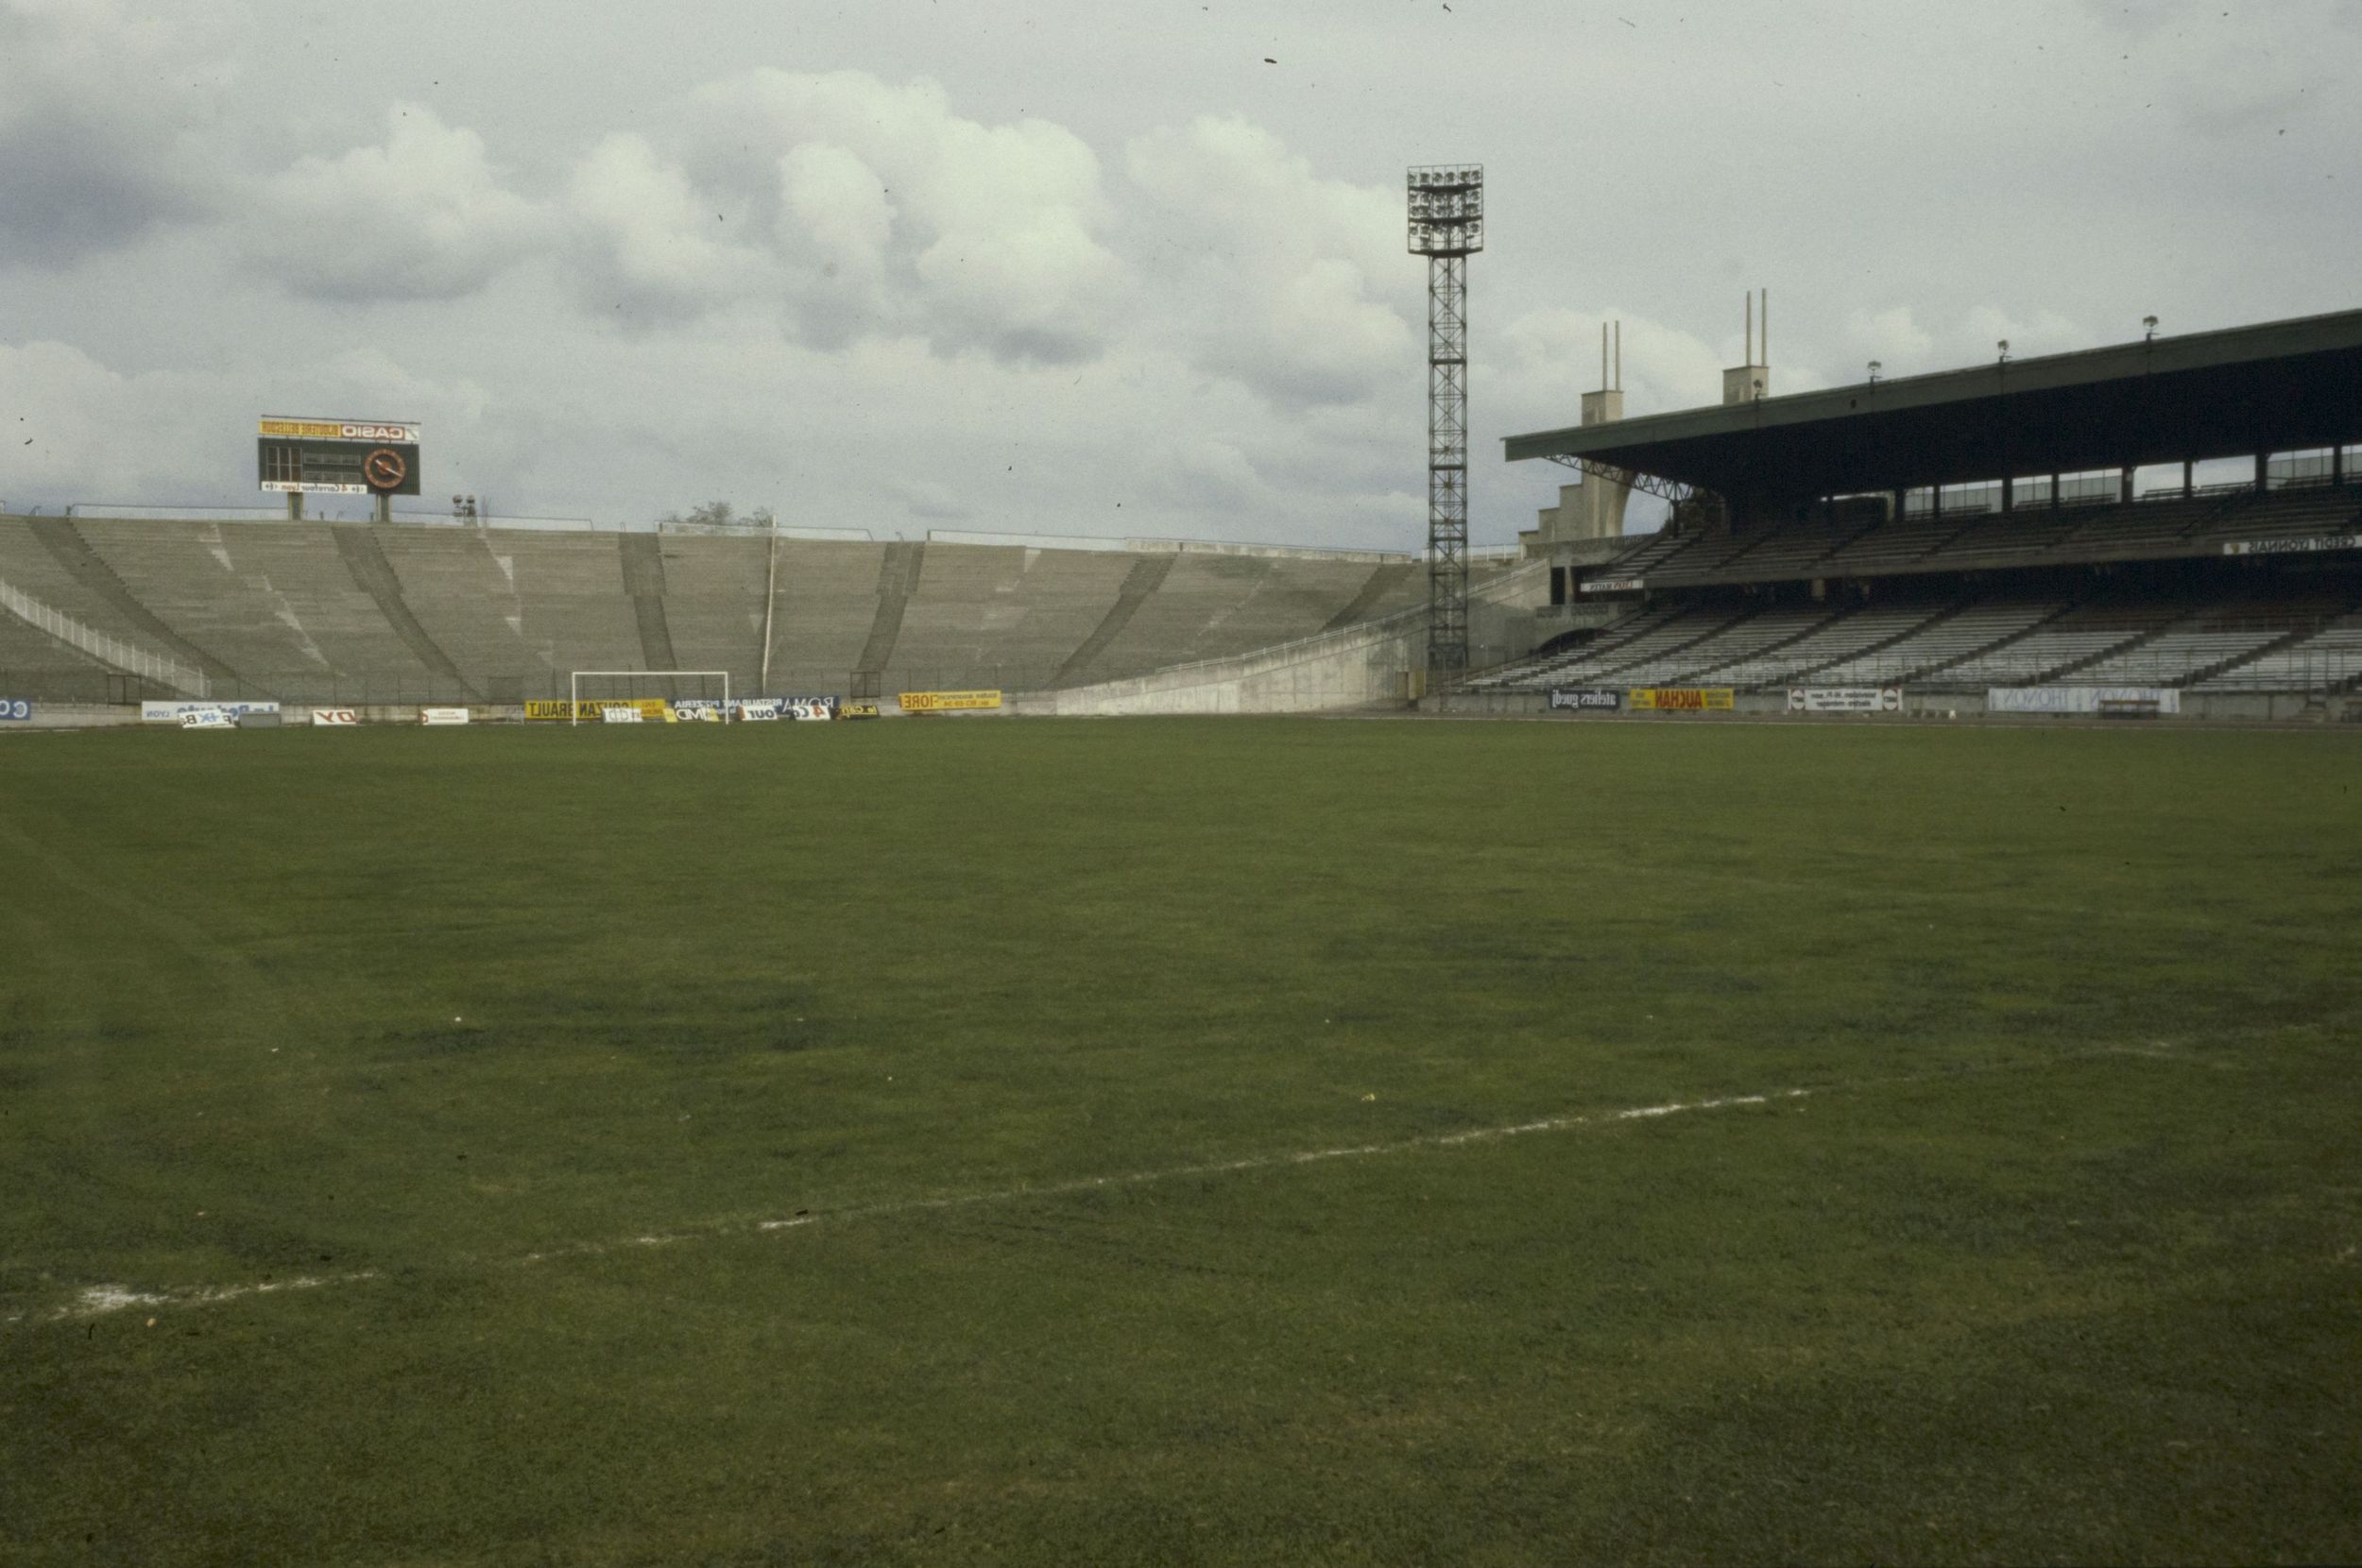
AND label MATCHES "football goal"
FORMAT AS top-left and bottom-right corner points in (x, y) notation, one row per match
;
(569, 670), (731, 724)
